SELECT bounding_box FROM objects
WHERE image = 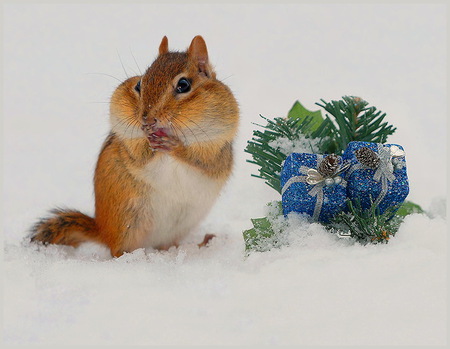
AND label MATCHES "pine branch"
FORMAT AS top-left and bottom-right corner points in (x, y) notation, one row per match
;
(315, 96), (396, 154)
(245, 115), (320, 193)
(327, 198), (403, 244)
